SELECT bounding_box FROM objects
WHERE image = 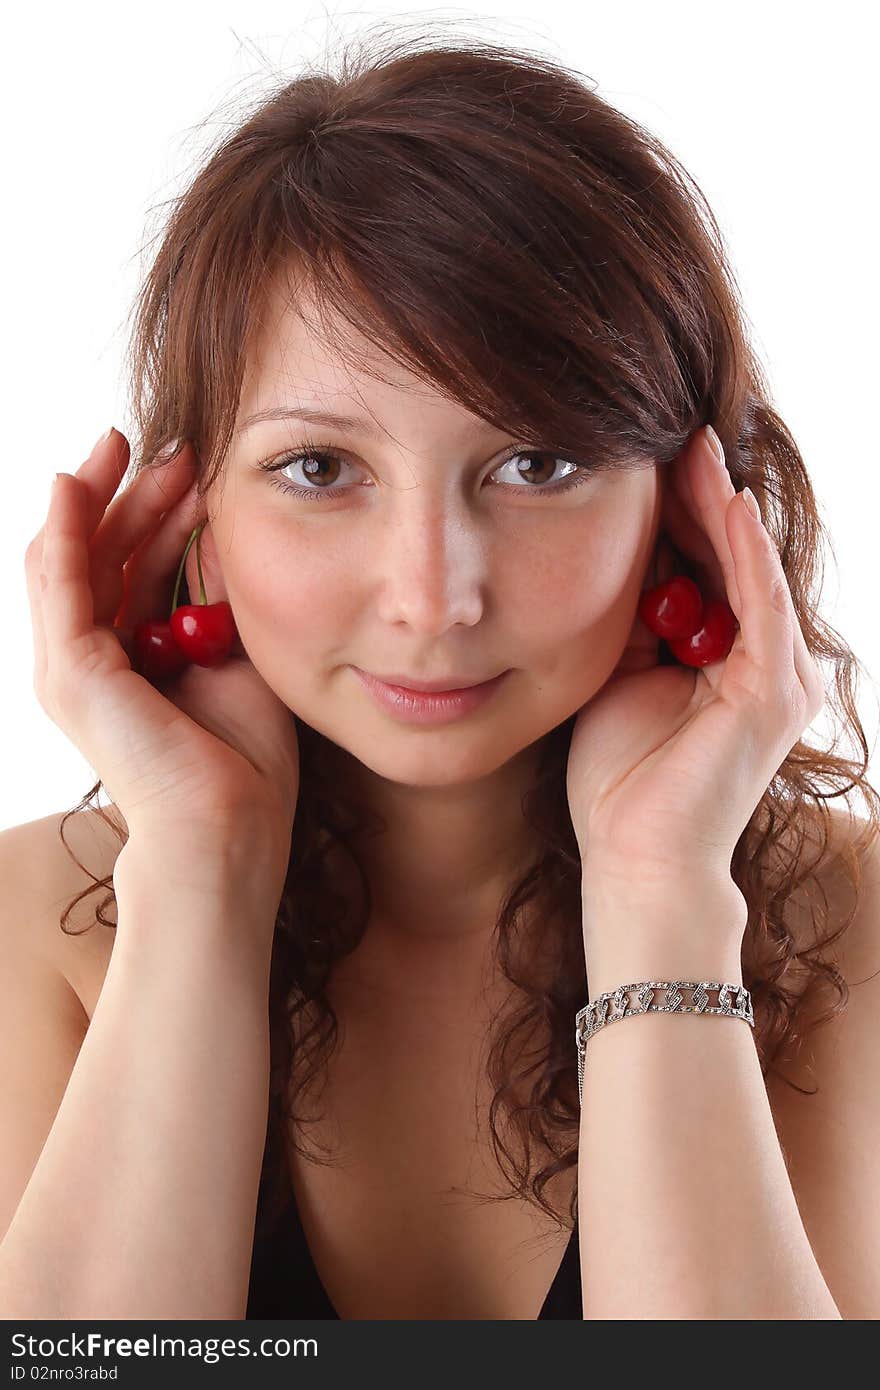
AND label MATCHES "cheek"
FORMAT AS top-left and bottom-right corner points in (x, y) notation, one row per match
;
(517, 522), (647, 684)
(221, 524), (350, 663)
(217, 498), (650, 700)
